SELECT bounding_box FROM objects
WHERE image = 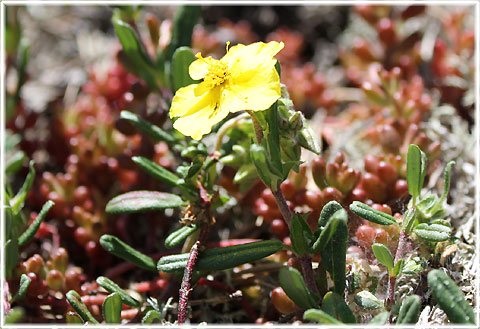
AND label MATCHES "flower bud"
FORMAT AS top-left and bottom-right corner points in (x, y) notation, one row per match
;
(288, 112), (303, 130)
